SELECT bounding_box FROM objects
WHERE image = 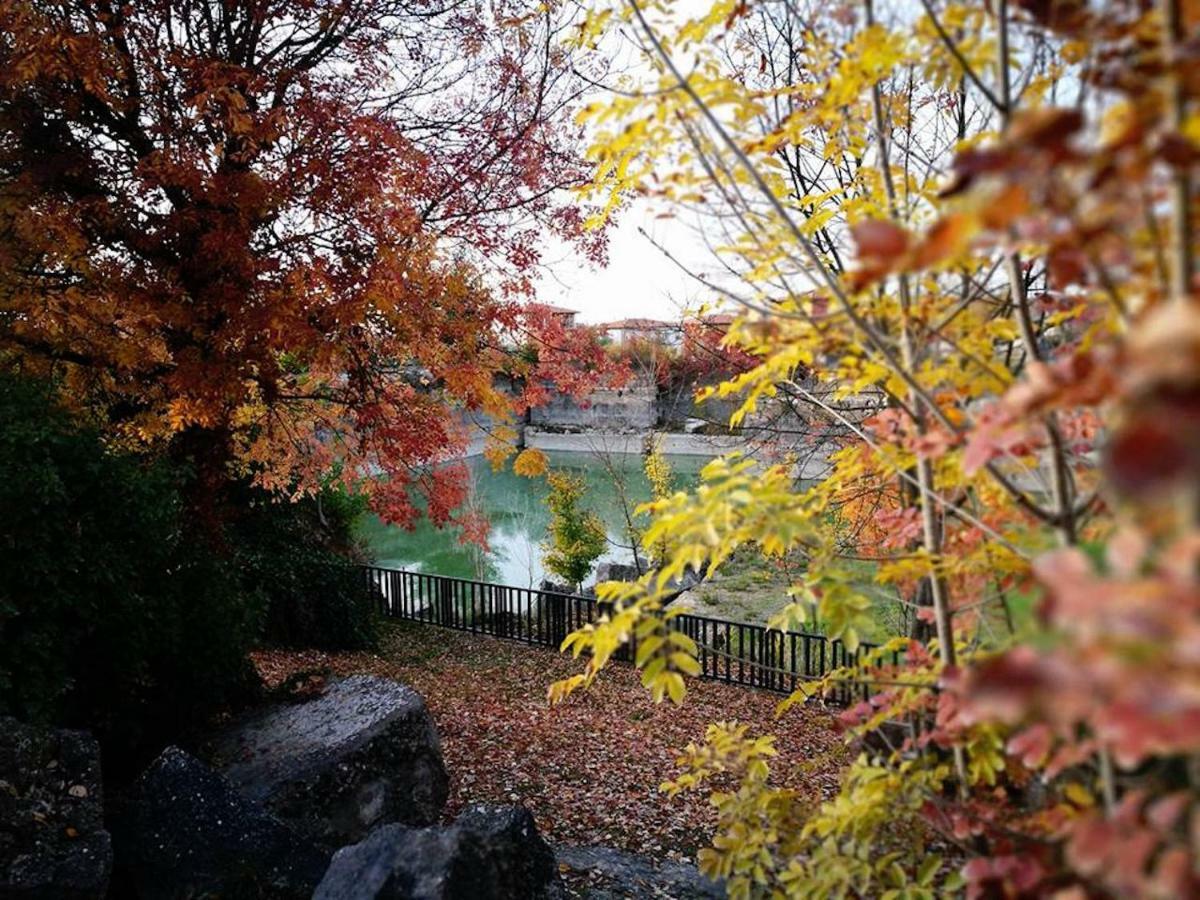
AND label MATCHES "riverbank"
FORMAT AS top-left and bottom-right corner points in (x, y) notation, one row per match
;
(519, 427), (831, 481)
(458, 417), (759, 460)
(523, 428), (744, 457)
(672, 550), (906, 642)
